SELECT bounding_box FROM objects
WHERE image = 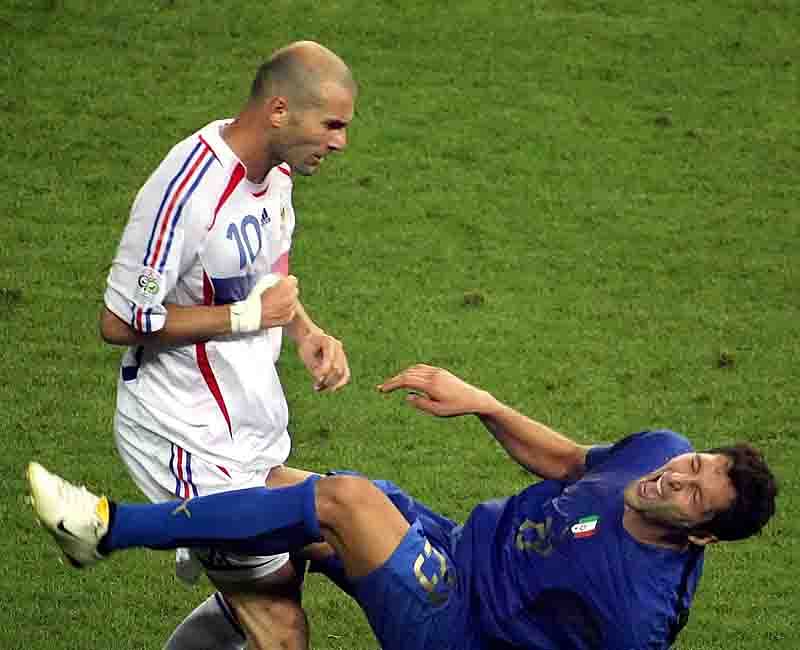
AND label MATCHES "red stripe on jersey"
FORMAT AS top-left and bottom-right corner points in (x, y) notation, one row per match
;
(197, 269), (232, 436)
(251, 183), (269, 198)
(196, 342), (233, 437)
(202, 271), (214, 306)
(198, 134), (218, 161)
(135, 307), (143, 332)
(278, 164), (291, 177)
(217, 465), (231, 478)
(209, 162), (245, 230)
(149, 145), (211, 268)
